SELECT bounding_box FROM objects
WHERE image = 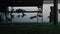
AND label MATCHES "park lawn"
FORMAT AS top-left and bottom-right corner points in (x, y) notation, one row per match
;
(0, 23), (60, 34)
